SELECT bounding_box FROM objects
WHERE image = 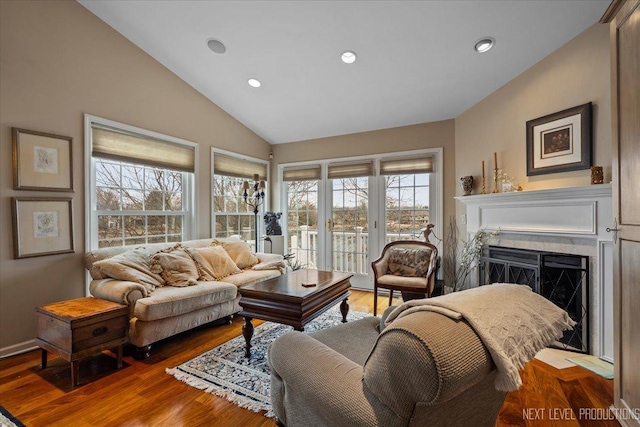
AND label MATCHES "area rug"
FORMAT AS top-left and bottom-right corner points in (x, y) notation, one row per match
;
(166, 309), (371, 417)
(566, 355), (614, 379)
(0, 406), (25, 427)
